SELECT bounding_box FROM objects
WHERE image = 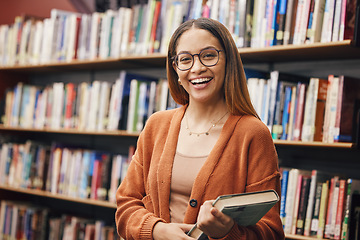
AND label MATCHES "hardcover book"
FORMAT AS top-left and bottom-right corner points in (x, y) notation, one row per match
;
(187, 189), (279, 239)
